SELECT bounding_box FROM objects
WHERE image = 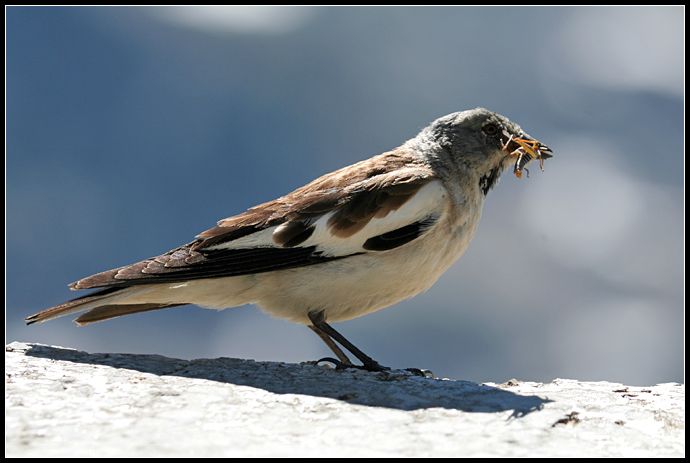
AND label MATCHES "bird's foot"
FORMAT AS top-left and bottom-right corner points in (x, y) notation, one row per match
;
(316, 357), (390, 373)
(315, 357), (433, 378)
